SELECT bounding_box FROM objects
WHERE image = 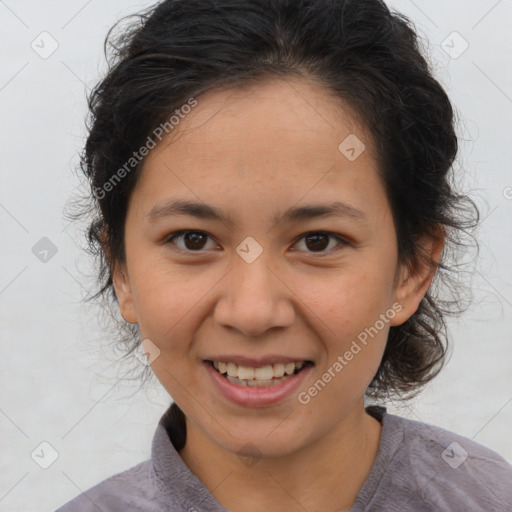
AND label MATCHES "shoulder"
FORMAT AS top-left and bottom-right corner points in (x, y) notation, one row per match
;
(54, 404), (222, 512)
(54, 460), (163, 512)
(375, 411), (512, 511)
